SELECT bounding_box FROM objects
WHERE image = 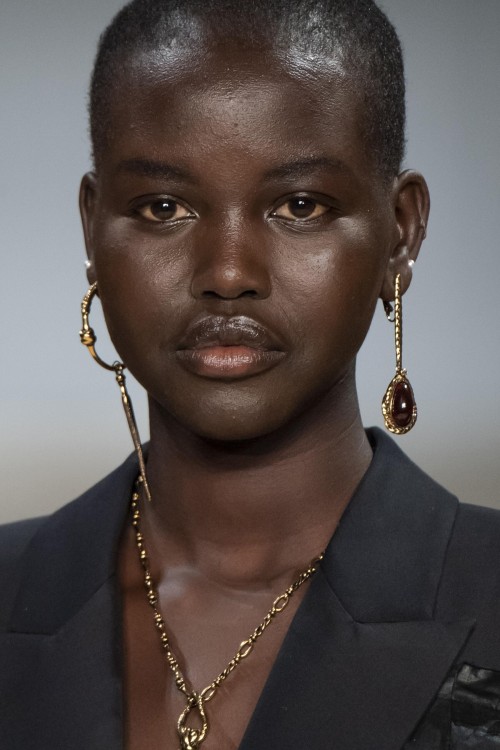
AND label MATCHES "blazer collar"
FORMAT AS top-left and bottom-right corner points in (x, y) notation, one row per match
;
(7, 428), (460, 634)
(240, 574), (473, 750)
(1, 454), (139, 749)
(4, 430), (475, 750)
(324, 427), (460, 622)
(239, 429), (475, 749)
(8, 450), (138, 635)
